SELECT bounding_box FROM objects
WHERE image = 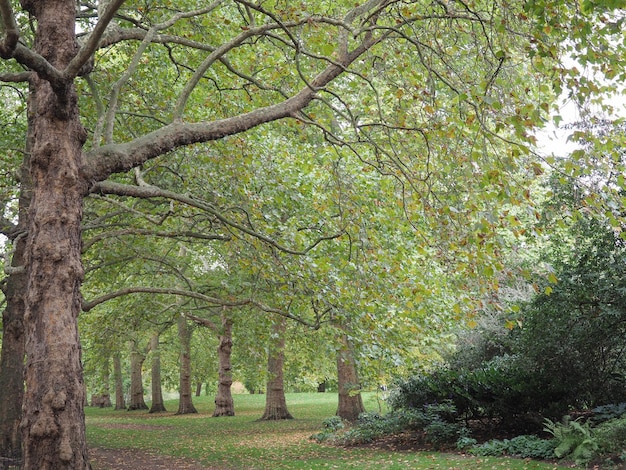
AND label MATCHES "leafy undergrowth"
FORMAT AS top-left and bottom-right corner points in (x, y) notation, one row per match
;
(86, 392), (565, 469)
